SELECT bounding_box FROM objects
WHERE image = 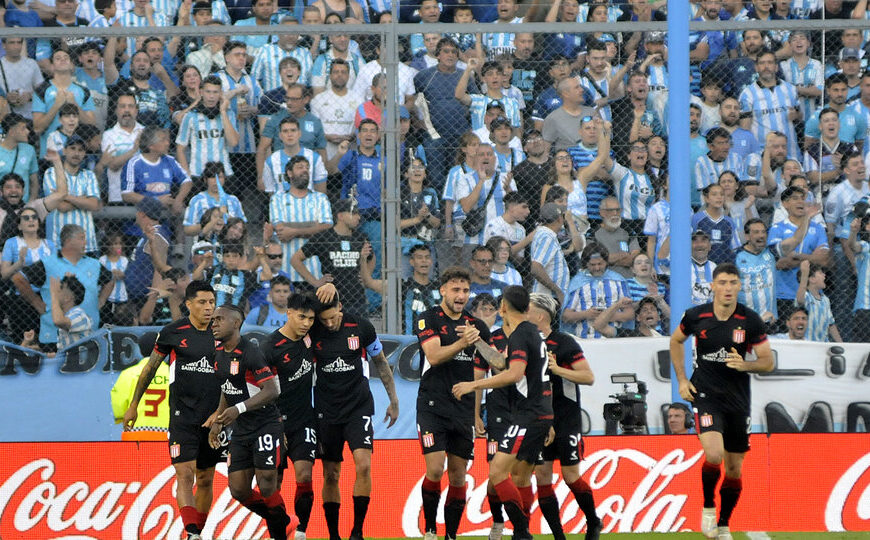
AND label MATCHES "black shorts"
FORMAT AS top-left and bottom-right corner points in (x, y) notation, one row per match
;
(540, 429), (583, 466)
(317, 414), (374, 462)
(693, 399), (751, 454)
(282, 420), (318, 466)
(417, 409), (475, 461)
(487, 418), (510, 462)
(228, 419), (284, 473)
(168, 423), (226, 469)
(498, 420), (551, 464)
